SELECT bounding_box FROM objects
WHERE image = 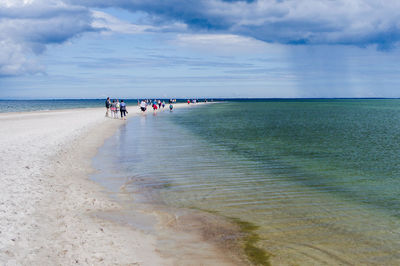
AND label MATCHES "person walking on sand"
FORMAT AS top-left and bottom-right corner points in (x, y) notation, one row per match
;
(120, 100), (127, 120)
(110, 100), (117, 119)
(116, 99), (120, 118)
(105, 97), (111, 117)
(140, 100), (147, 112)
